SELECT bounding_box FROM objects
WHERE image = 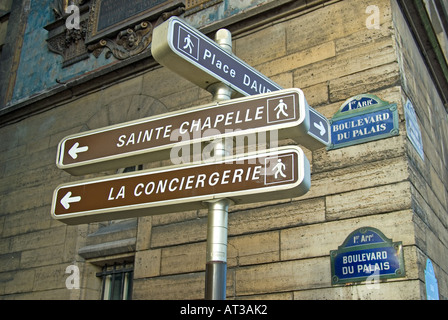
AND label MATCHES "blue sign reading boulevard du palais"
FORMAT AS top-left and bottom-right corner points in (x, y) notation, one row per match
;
(328, 94), (399, 150)
(330, 227), (406, 285)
